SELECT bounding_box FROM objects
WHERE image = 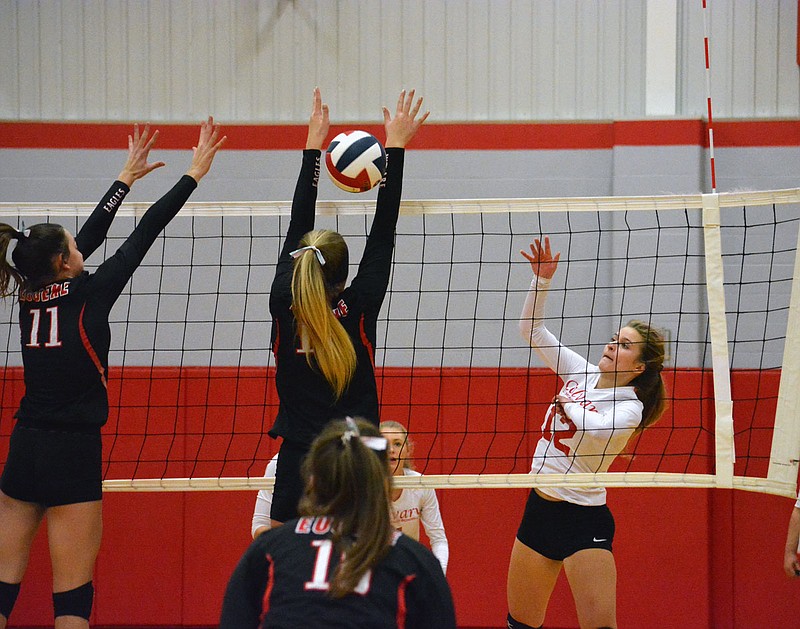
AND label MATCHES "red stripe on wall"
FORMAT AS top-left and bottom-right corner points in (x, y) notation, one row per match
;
(0, 120), (798, 150)
(714, 121), (800, 147)
(612, 120), (706, 146)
